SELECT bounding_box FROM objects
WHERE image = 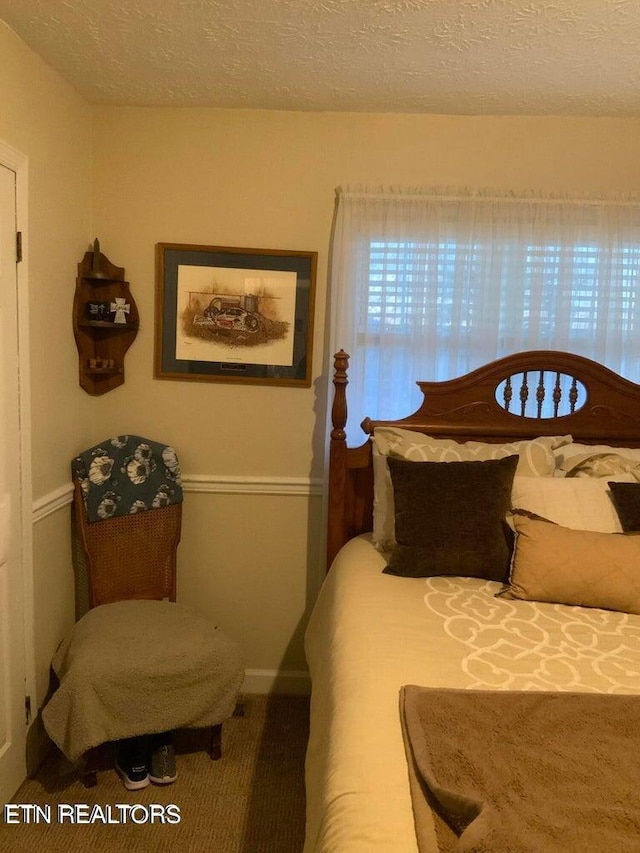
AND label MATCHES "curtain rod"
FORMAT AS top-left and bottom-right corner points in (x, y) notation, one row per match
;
(336, 188), (640, 208)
